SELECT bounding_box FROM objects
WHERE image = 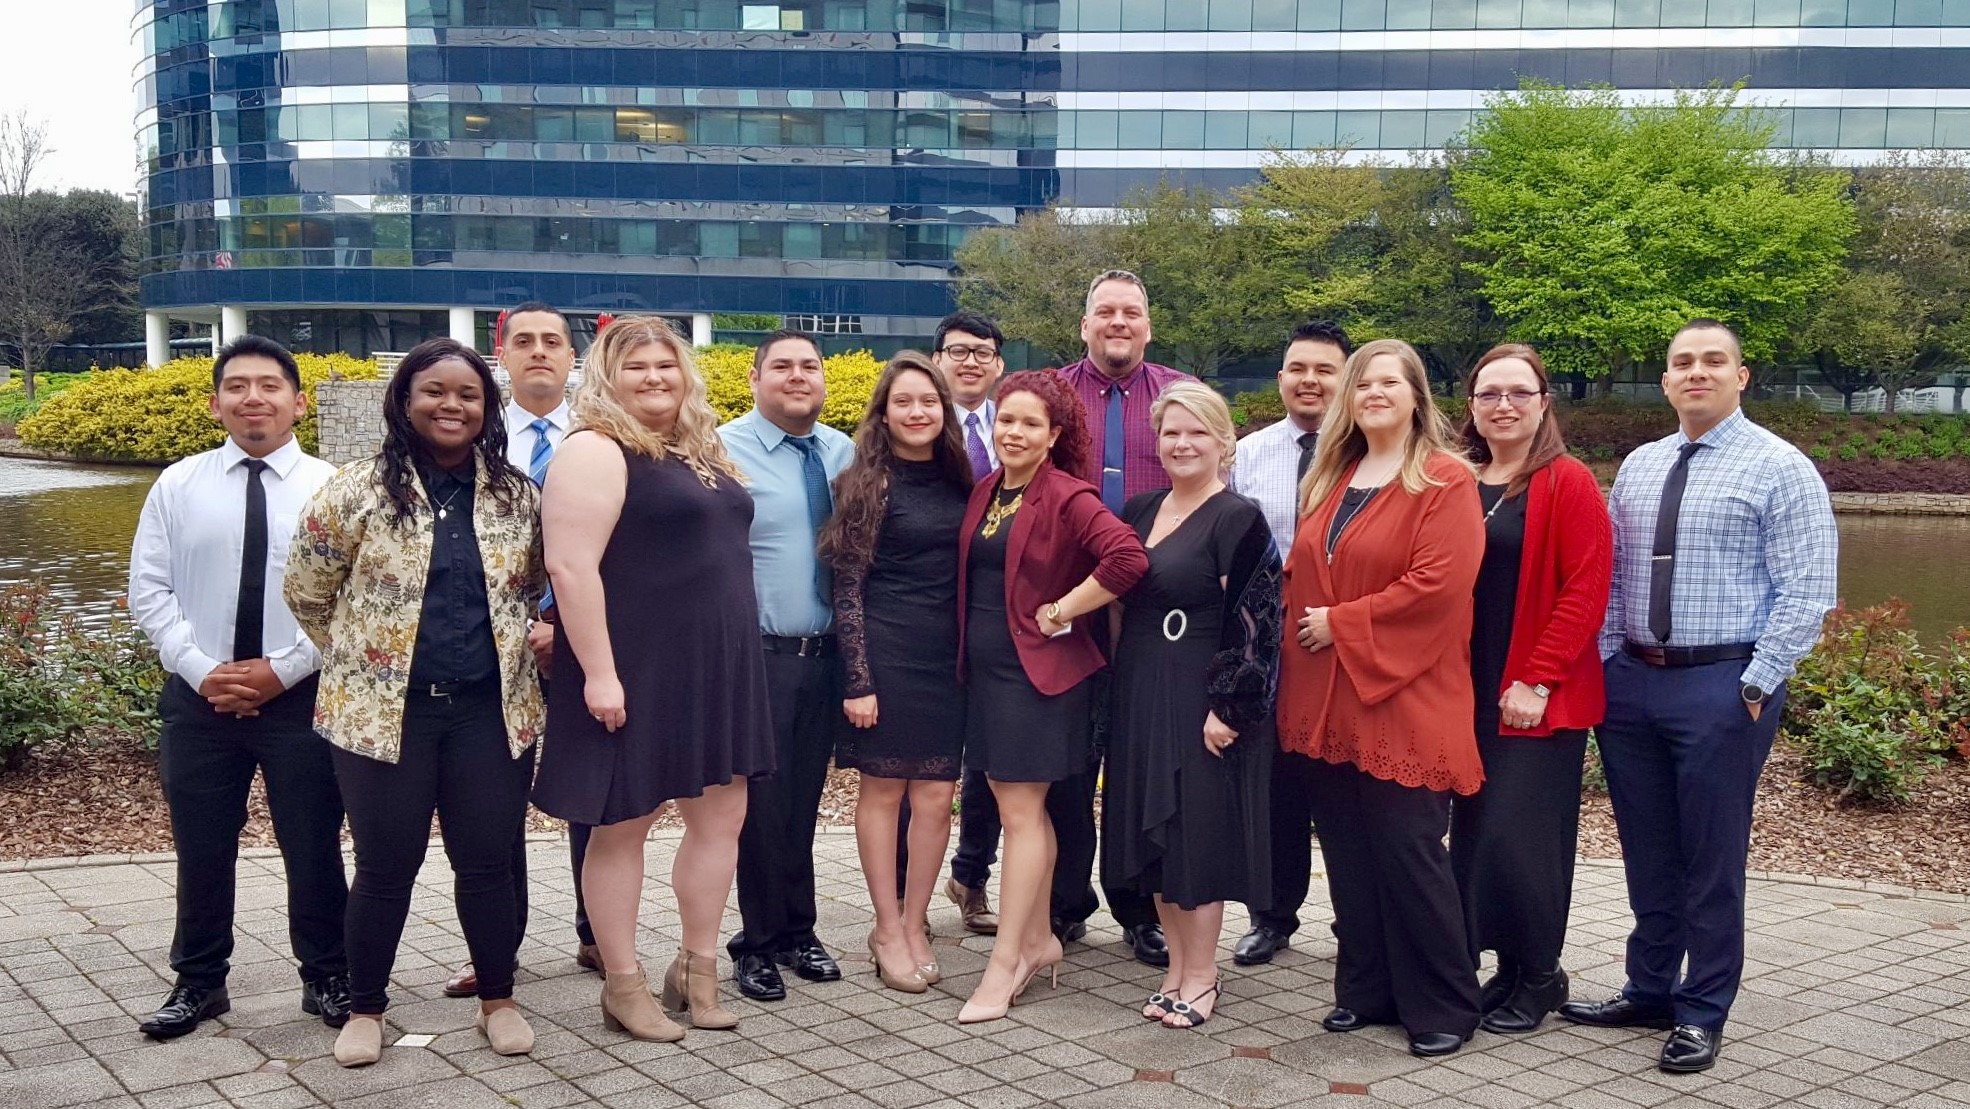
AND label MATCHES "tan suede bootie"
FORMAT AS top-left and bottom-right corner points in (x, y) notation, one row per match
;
(601, 965), (685, 1042)
(661, 951), (739, 1030)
